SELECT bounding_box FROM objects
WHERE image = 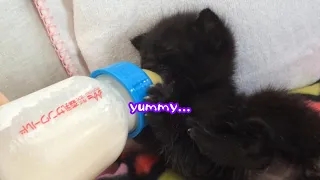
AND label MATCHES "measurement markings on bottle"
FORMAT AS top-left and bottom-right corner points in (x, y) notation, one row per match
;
(19, 87), (103, 135)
